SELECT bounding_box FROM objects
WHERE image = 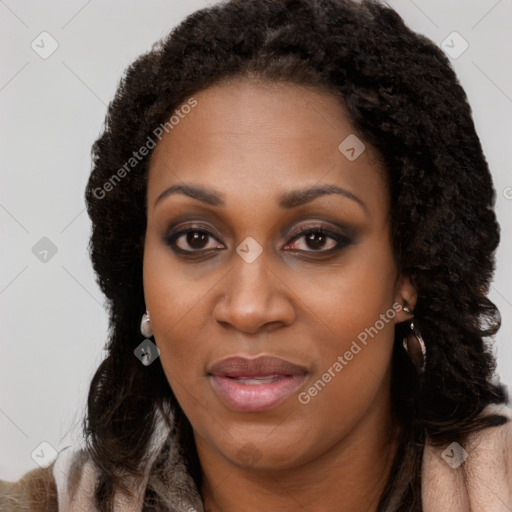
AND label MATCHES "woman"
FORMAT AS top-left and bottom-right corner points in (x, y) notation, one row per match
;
(1, 0), (511, 510)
